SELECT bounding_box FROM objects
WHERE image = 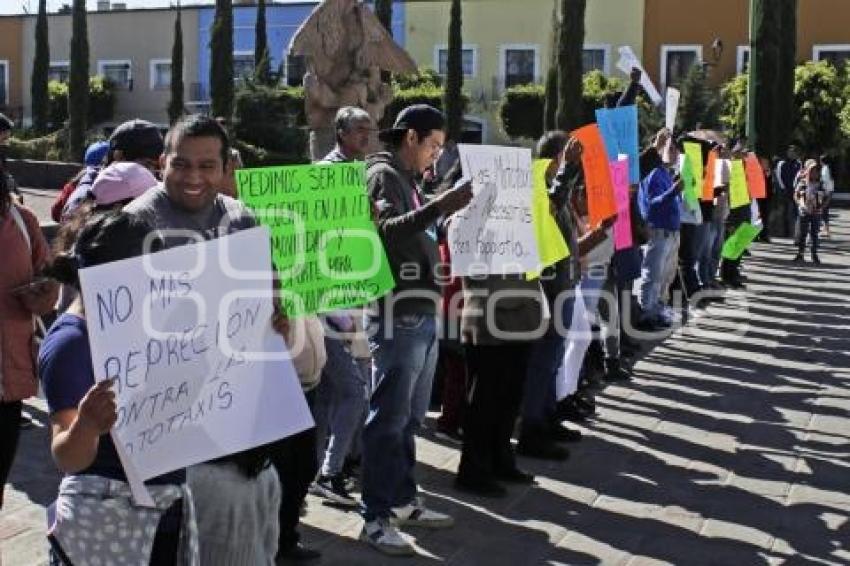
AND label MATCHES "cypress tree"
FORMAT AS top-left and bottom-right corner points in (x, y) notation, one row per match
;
(543, 0), (559, 132)
(555, 0), (585, 132)
(254, 0), (271, 84)
(444, 0), (463, 142)
(210, 0), (234, 120)
(168, 6), (185, 124)
(375, 0), (392, 37)
(31, 0), (49, 133)
(747, 0), (794, 157)
(68, 0), (89, 161)
(775, 0), (797, 151)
